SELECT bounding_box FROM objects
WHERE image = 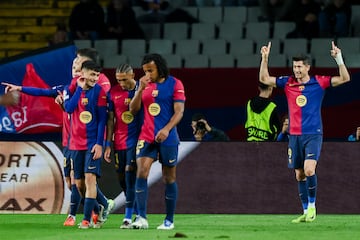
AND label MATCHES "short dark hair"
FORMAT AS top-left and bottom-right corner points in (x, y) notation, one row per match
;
(77, 48), (100, 64)
(116, 63), (133, 74)
(292, 54), (311, 65)
(142, 53), (169, 79)
(81, 60), (102, 72)
(192, 113), (206, 121)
